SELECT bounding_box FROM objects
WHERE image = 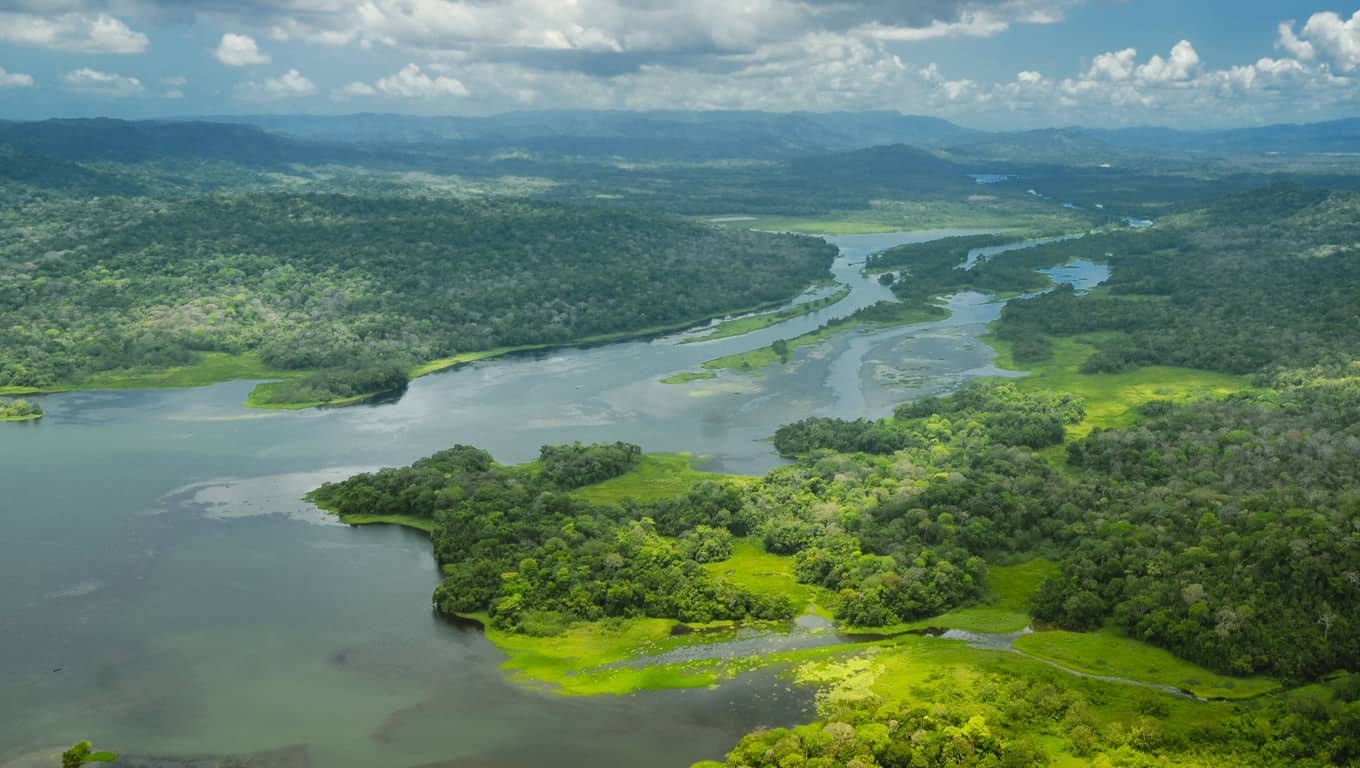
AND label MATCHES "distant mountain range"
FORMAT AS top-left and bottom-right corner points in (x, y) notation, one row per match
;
(0, 112), (1356, 176)
(210, 110), (982, 157)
